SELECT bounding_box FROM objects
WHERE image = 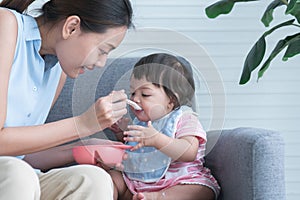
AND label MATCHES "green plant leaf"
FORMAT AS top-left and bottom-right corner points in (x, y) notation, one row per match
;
(239, 36), (266, 84)
(286, 0), (300, 23)
(239, 19), (295, 84)
(264, 19), (295, 36)
(283, 37), (300, 60)
(258, 32), (300, 80)
(205, 0), (235, 18)
(205, 0), (258, 18)
(261, 0), (285, 27)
